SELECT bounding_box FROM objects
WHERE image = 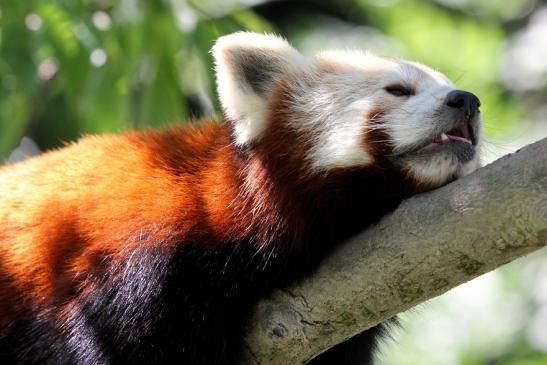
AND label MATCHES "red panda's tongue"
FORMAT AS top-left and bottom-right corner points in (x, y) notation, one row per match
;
(447, 134), (472, 144)
(433, 122), (474, 145)
(433, 133), (471, 145)
(447, 122), (475, 144)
